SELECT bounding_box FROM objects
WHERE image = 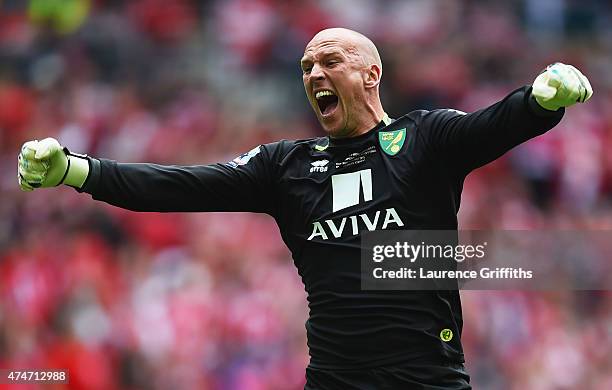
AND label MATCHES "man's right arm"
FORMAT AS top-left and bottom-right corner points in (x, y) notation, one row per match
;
(19, 139), (279, 216)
